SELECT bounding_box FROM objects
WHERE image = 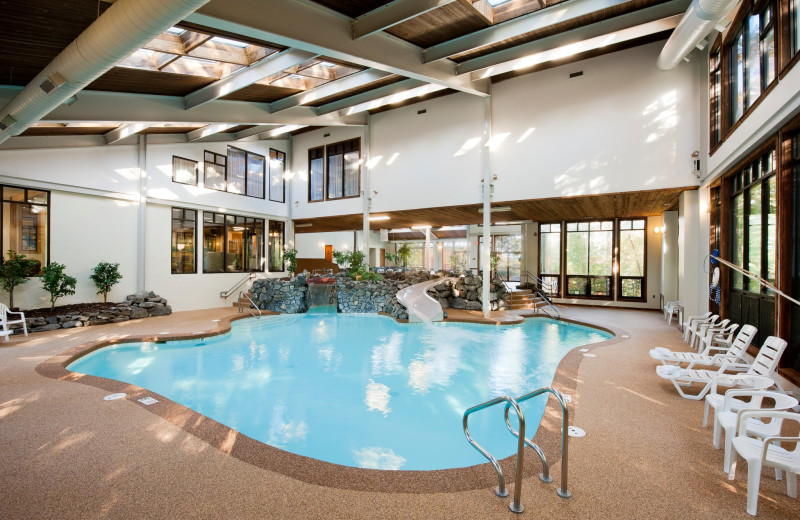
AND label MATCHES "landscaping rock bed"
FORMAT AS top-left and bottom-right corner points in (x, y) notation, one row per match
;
(251, 275), (308, 314)
(17, 291), (172, 334)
